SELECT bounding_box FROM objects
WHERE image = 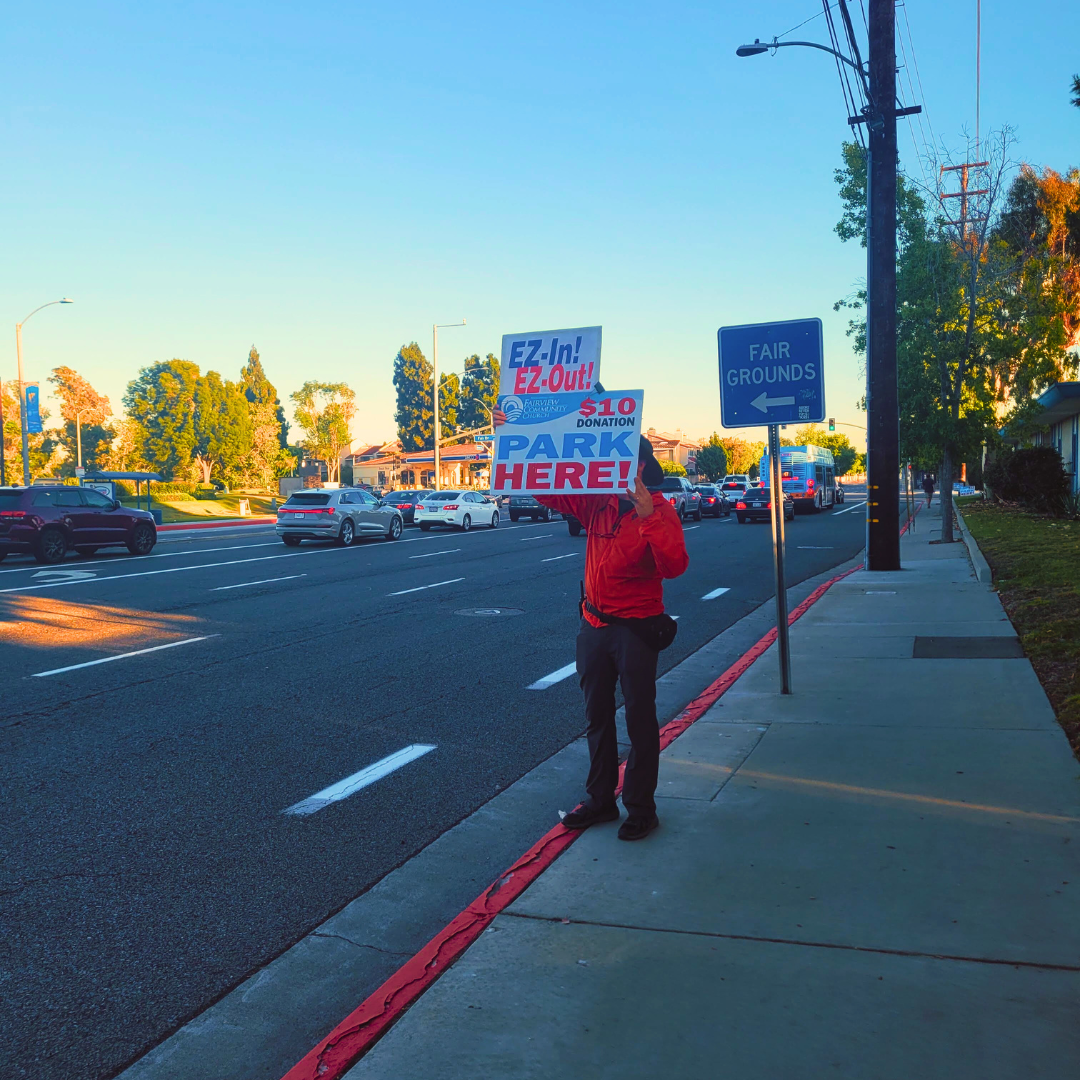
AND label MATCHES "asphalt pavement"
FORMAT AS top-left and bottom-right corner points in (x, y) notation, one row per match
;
(0, 492), (869, 1080)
